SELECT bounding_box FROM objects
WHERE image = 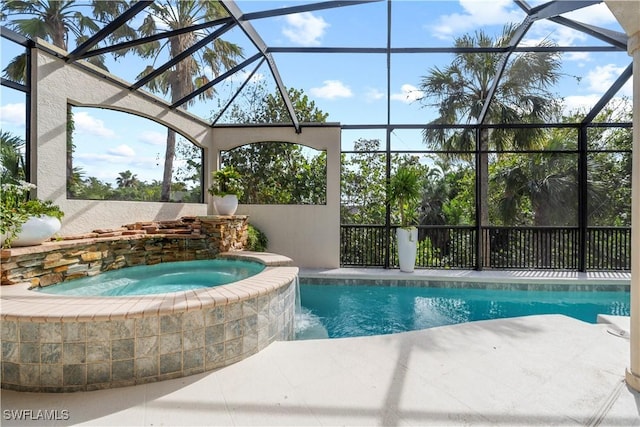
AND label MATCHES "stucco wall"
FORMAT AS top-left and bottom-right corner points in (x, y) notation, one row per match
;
(212, 126), (341, 268)
(31, 44), (211, 235)
(31, 42), (341, 269)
